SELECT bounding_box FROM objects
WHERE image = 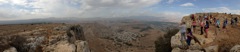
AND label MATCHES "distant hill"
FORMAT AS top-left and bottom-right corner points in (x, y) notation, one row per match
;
(0, 16), (179, 25)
